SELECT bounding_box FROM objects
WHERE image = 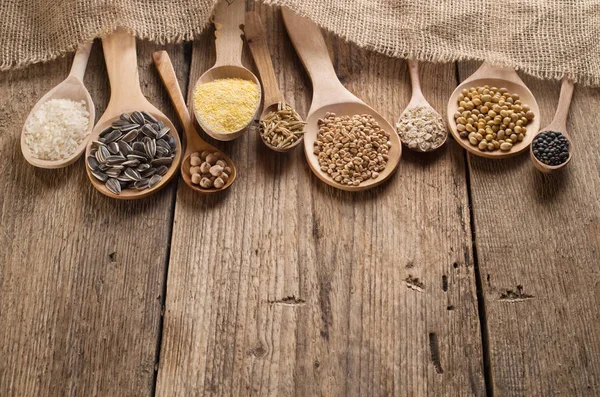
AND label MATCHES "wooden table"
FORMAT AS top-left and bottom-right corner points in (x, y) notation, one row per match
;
(1, 5), (599, 397)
